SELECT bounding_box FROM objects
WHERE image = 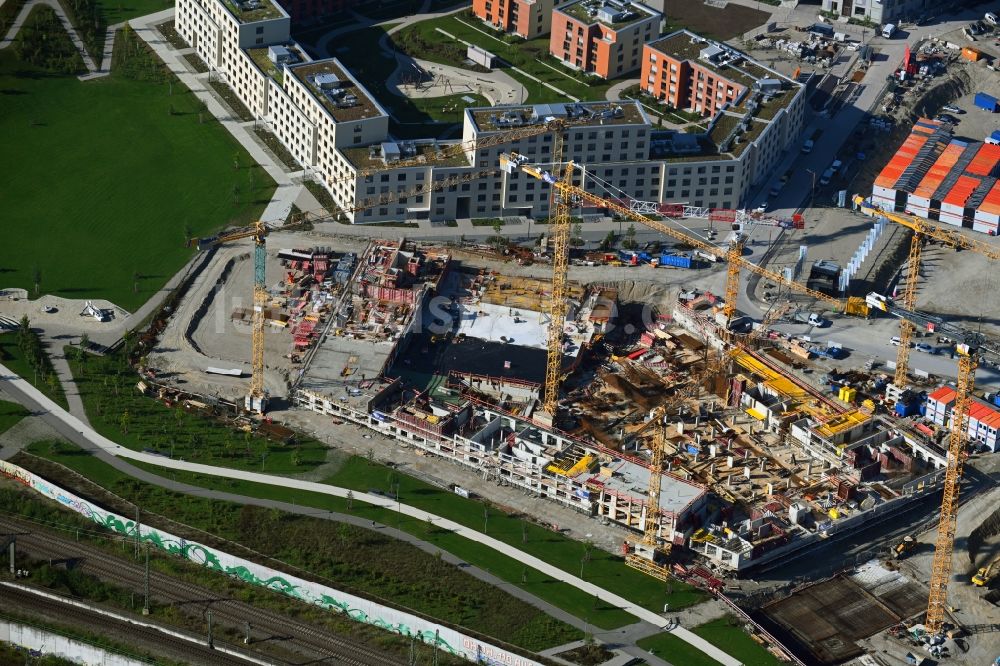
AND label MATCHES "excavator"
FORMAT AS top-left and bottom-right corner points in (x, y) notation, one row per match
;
(892, 535), (916, 559)
(972, 555), (1000, 587)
